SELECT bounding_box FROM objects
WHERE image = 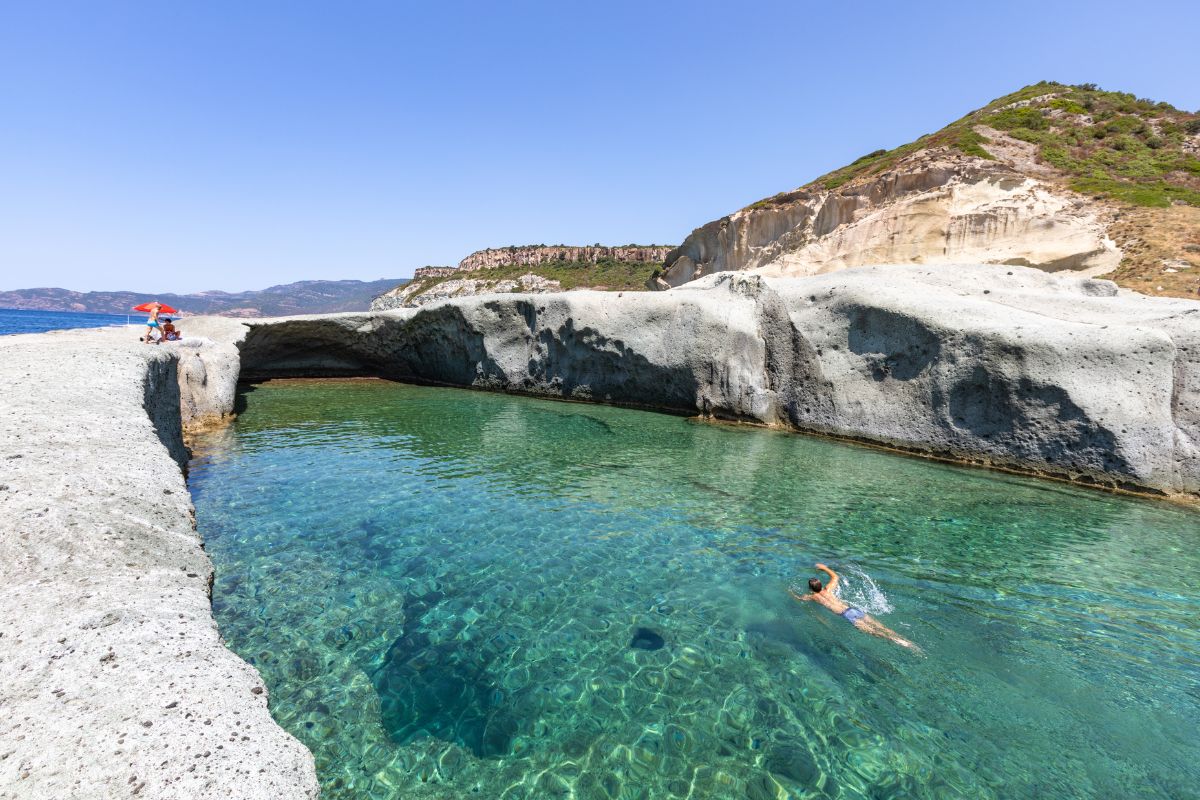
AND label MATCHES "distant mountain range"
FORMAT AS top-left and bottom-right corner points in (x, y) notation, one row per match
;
(0, 278), (408, 317)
